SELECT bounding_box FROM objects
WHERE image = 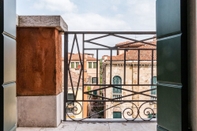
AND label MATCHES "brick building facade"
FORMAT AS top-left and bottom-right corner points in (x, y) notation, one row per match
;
(101, 40), (157, 119)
